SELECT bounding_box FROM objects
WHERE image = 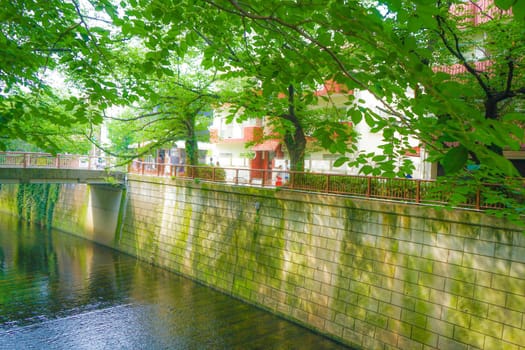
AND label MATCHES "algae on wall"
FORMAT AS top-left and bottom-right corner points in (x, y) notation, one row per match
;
(16, 184), (61, 227)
